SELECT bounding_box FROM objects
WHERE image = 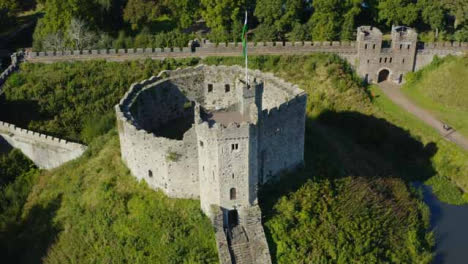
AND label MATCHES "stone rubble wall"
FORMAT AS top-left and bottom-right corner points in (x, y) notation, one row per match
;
(0, 121), (87, 169)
